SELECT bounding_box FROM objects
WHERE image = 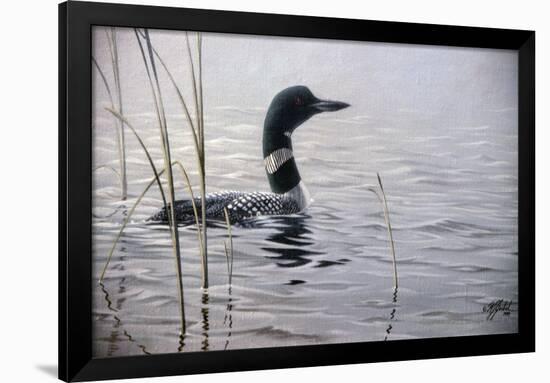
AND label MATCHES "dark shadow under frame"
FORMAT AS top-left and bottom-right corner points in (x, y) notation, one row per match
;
(59, 1), (535, 381)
